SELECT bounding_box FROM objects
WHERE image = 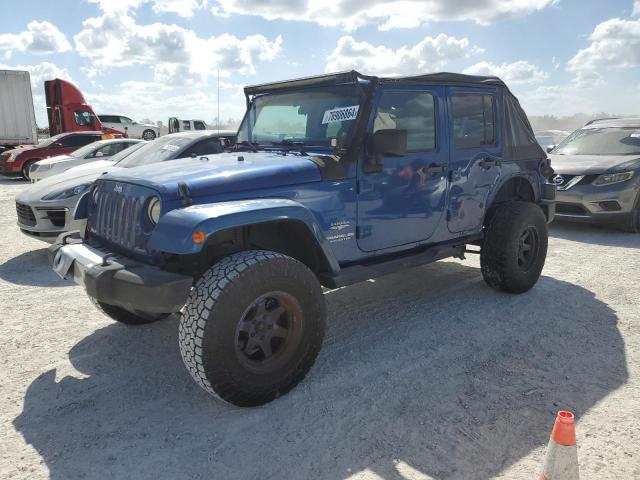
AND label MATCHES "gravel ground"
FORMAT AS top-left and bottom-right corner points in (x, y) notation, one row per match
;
(1, 177), (639, 480)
